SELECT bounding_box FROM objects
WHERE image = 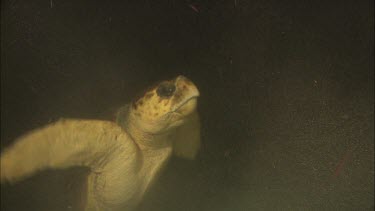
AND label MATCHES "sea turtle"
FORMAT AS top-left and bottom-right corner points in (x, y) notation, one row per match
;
(0, 75), (201, 211)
